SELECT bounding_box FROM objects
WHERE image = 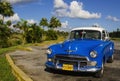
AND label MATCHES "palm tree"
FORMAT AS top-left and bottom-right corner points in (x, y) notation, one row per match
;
(49, 16), (61, 30)
(15, 19), (29, 45)
(27, 23), (43, 43)
(0, 1), (14, 20)
(39, 18), (48, 29)
(0, 1), (14, 47)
